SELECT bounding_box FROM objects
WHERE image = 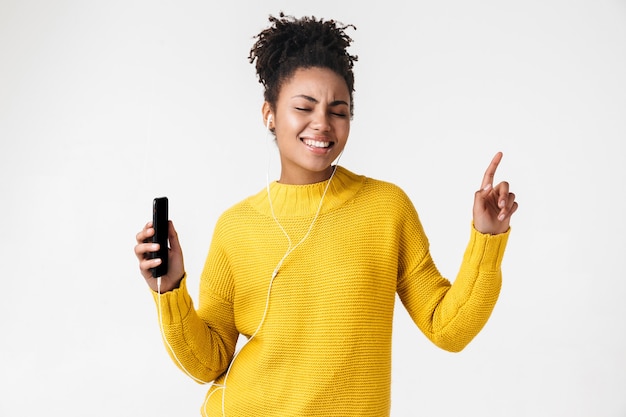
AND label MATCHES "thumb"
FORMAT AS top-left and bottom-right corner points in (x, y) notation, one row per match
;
(167, 220), (182, 254)
(475, 183), (492, 205)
